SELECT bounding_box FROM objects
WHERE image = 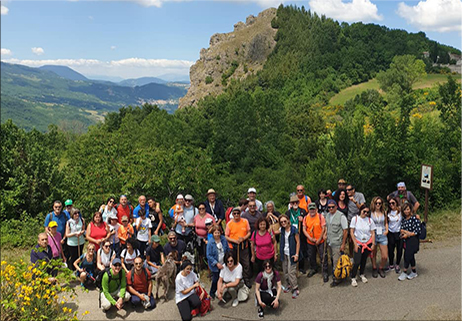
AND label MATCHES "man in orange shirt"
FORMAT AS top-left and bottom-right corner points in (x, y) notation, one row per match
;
(225, 207), (251, 288)
(303, 203), (328, 282)
(296, 185), (311, 212)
